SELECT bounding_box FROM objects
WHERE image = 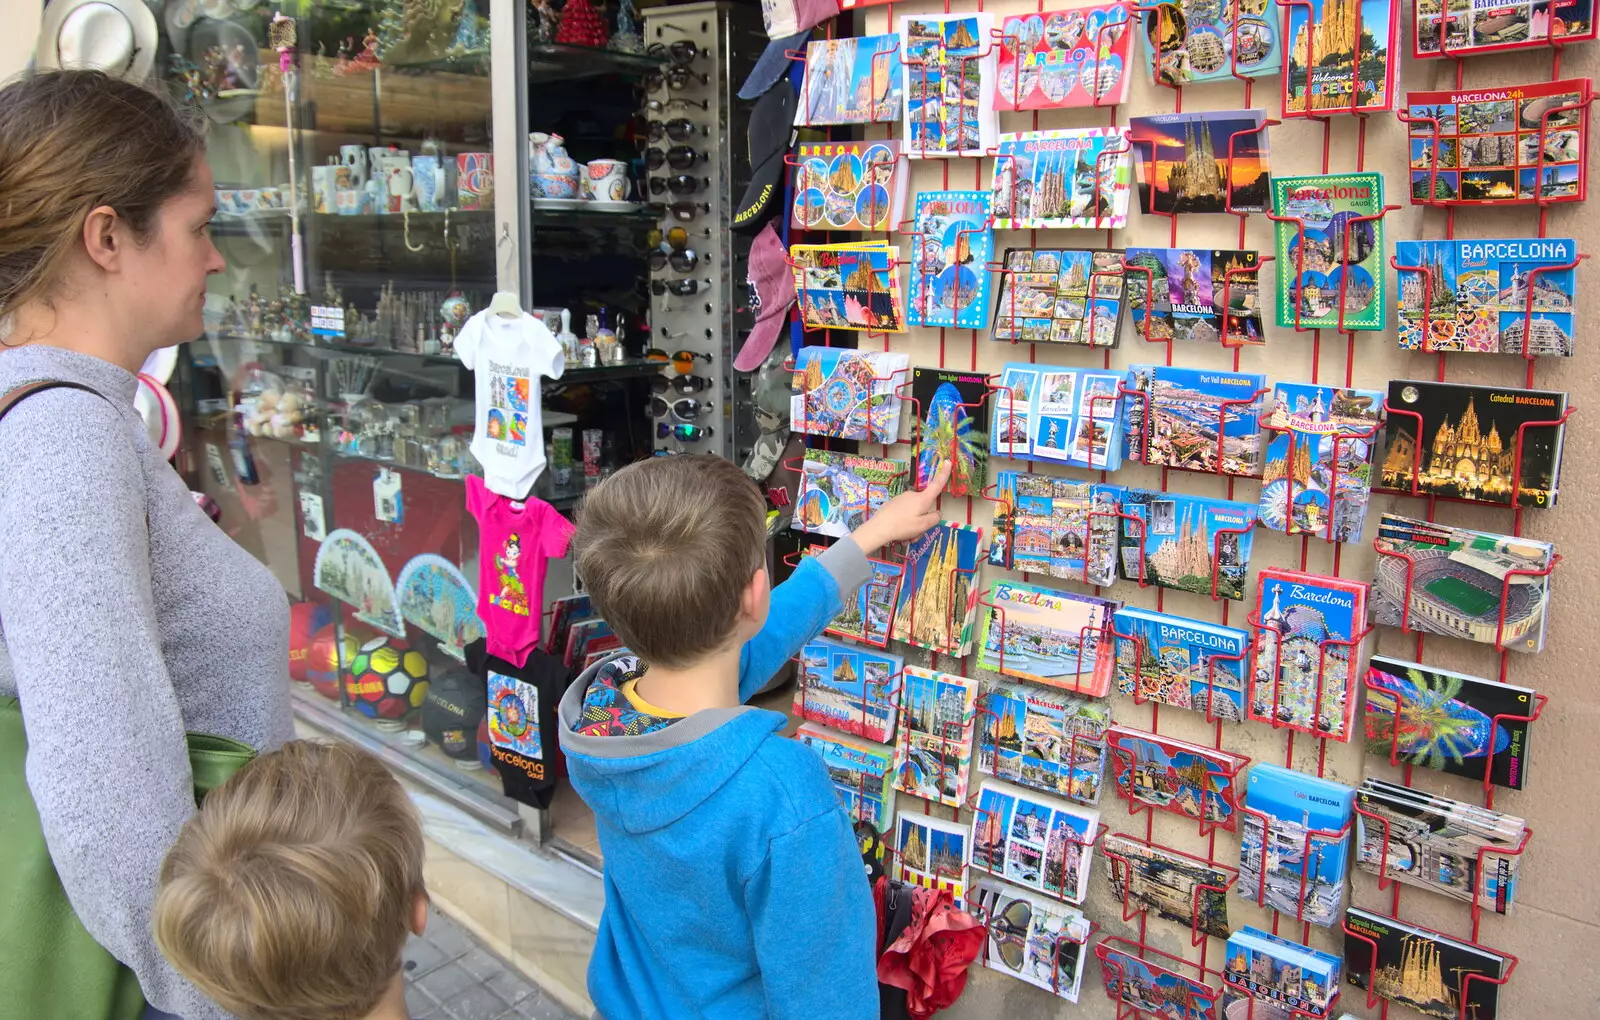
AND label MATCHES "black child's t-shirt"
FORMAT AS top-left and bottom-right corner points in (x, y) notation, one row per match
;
(465, 638), (575, 809)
